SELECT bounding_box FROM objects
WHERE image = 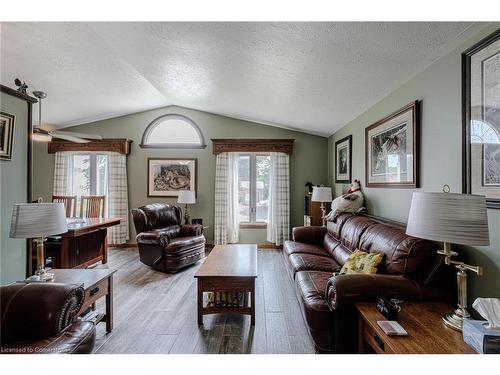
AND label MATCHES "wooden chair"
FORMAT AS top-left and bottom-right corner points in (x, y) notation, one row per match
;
(52, 195), (77, 217)
(80, 195), (106, 218)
